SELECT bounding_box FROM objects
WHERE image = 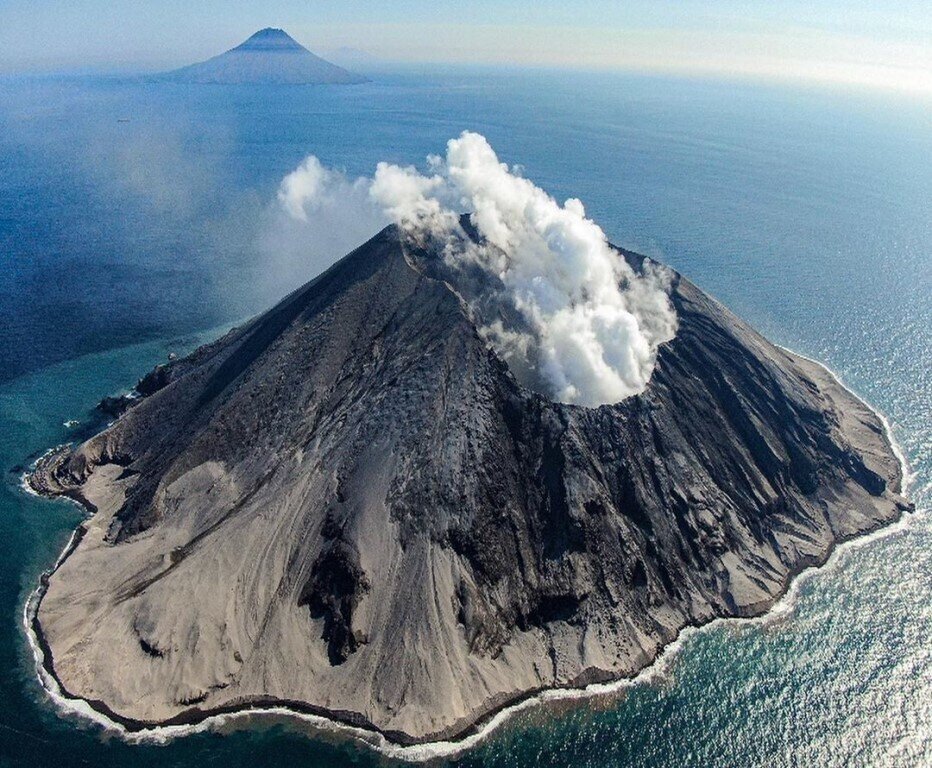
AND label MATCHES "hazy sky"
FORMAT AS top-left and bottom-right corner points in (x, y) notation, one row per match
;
(1, 0), (930, 95)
